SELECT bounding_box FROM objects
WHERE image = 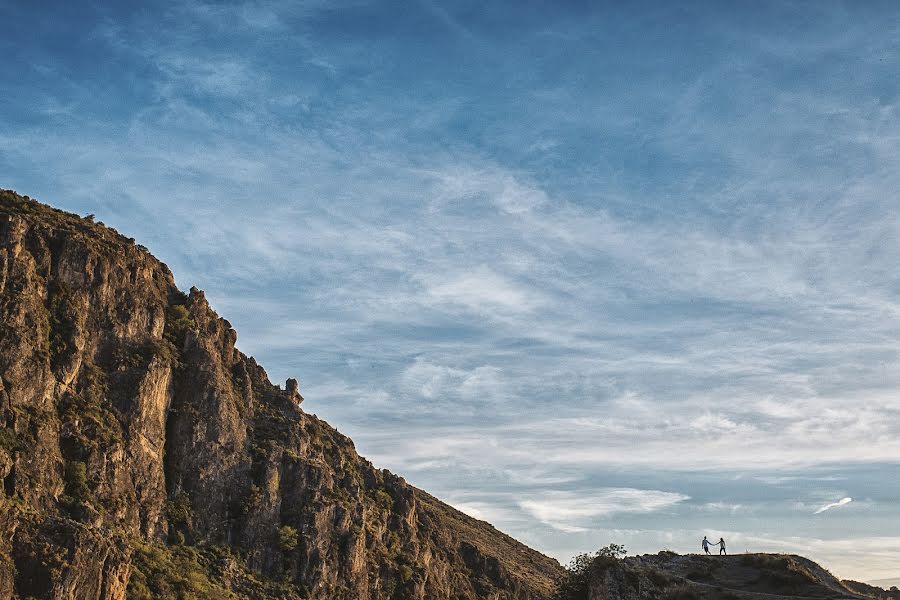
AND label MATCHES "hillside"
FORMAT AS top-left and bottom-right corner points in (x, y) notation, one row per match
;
(558, 550), (895, 600)
(0, 189), (563, 599)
